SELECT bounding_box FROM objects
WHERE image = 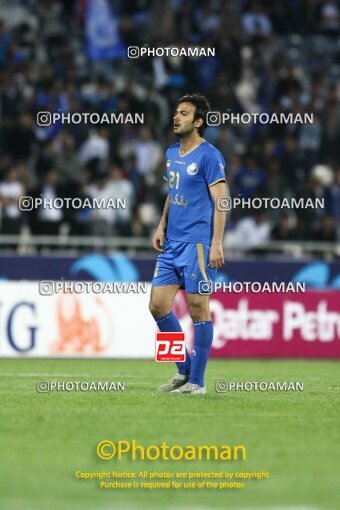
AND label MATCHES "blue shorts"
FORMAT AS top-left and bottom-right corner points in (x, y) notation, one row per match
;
(152, 238), (216, 294)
